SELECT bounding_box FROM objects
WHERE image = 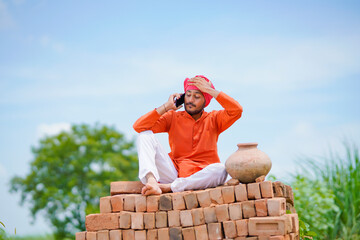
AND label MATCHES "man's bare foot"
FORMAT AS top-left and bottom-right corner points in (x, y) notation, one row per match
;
(159, 183), (172, 193)
(142, 182), (162, 196)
